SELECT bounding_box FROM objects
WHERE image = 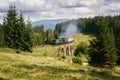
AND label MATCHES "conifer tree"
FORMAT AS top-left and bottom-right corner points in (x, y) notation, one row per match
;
(24, 17), (34, 52)
(16, 13), (26, 50)
(89, 19), (117, 67)
(3, 4), (18, 48)
(3, 4), (33, 52)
